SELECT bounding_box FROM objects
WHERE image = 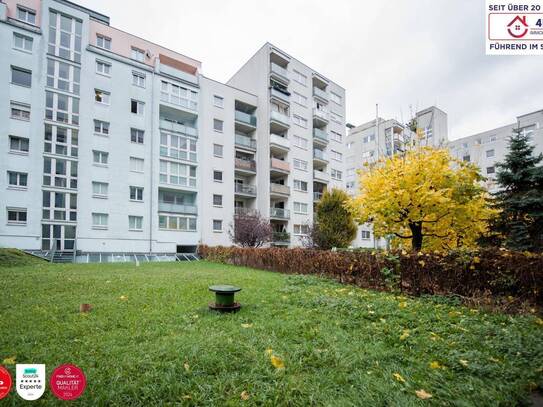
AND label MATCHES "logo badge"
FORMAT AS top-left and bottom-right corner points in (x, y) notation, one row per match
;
(16, 364), (45, 401)
(50, 364), (86, 400)
(0, 366), (12, 400)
